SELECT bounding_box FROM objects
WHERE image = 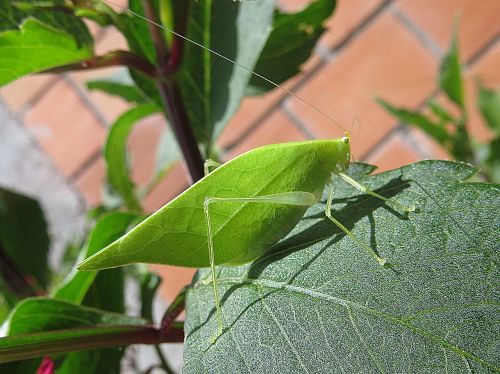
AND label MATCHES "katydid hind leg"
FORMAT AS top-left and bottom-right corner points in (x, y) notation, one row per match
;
(203, 191), (318, 341)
